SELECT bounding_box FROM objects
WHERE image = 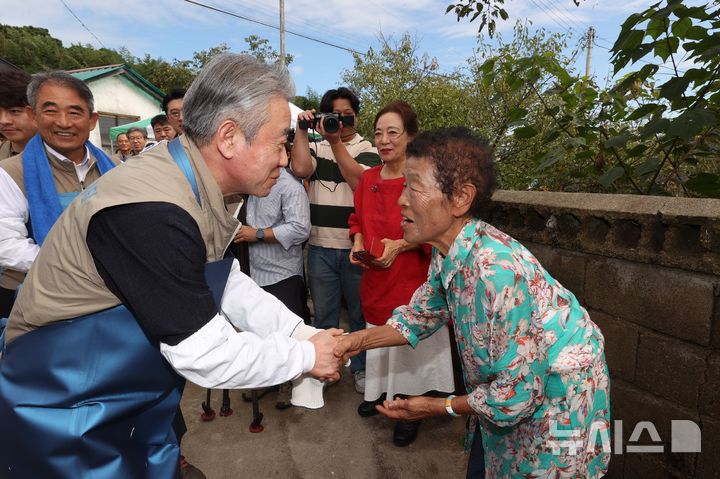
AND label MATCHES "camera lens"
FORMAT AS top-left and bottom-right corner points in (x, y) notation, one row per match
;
(322, 115), (340, 133)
